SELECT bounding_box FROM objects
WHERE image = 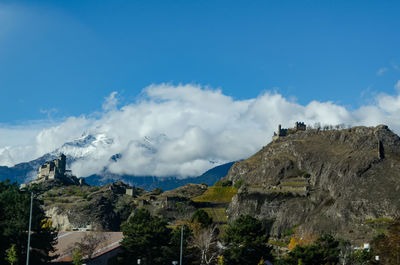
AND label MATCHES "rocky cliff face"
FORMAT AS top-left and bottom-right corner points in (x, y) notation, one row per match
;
(39, 181), (137, 231)
(225, 125), (400, 244)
